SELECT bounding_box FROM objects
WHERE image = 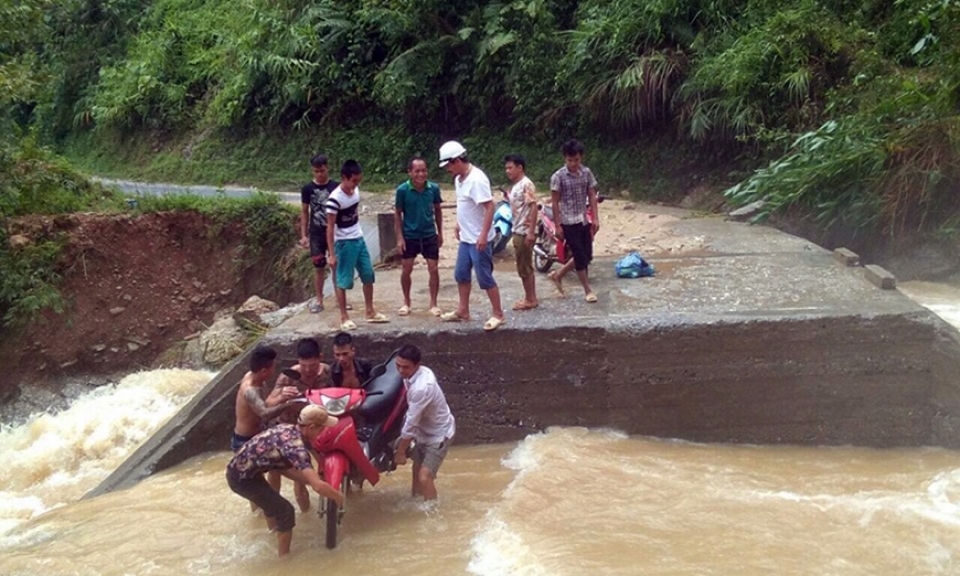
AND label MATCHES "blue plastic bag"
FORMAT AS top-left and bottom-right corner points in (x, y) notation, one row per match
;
(615, 251), (654, 278)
